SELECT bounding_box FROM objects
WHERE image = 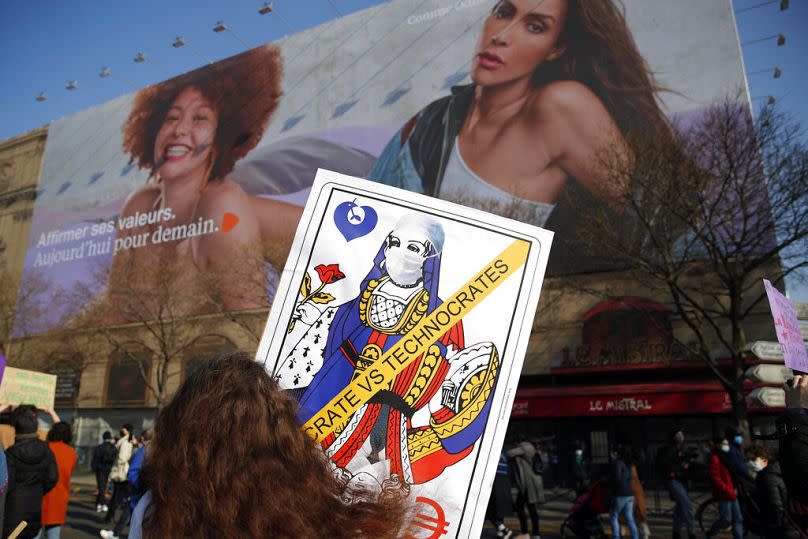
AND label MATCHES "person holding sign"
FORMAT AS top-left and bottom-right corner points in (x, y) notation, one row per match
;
(3, 406), (57, 539)
(127, 353), (409, 538)
(105, 44), (302, 323)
